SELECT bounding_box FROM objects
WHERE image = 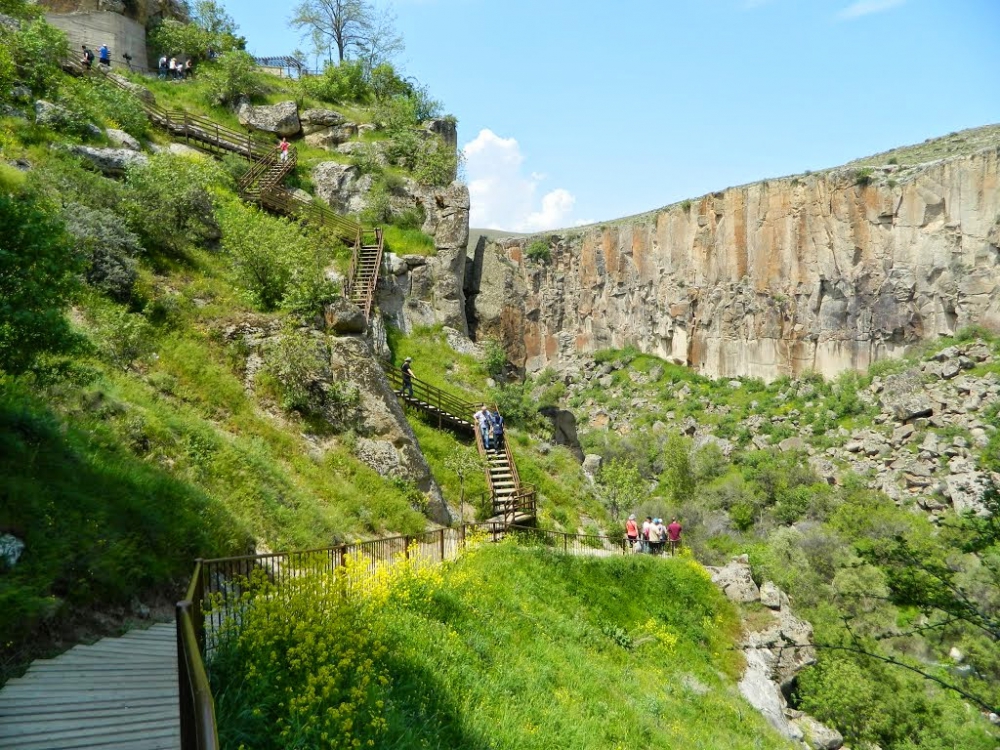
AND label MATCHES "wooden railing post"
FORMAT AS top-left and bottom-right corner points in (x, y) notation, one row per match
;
(439, 528), (445, 560)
